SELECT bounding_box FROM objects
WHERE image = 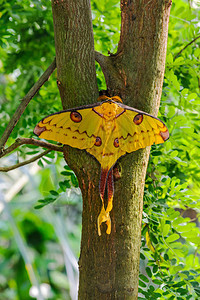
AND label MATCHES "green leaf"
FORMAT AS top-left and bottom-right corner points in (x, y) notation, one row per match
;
(165, 233), (180, 243)
(34, 204), (45, 209)
(139, 274), (149, 283)
(49, 190), (59, 196)
(153, 265), (158, 273)
(61, 171), (73, 176)
(38, 159), (44, 168)
(139, 280), (146, 288)
(152, 279), (162, 284)
(164, 253), (169, 261)
(191, 281), (199, 288)
(181, 230), (198, 239)
(163, 224), (171, 237)
(173, 281), (186, 288)
(181, 88), (189, 96)
(177, 288), (188, 295)
(64, 165), (73, 172)
(171, 258), (177, 266)
(146, 267), (152, 278)
(154, 293), (162, 297)
(71, 174), (79, 187)
(149, 285), (155, 292)
(170, 150), (179, 158)
(26, 150), (40, 155)
(151, 151), (162, 156)
(187, 93), (197, 101)
(140, 253), (145, 260)
(172, 217), (184, 227)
